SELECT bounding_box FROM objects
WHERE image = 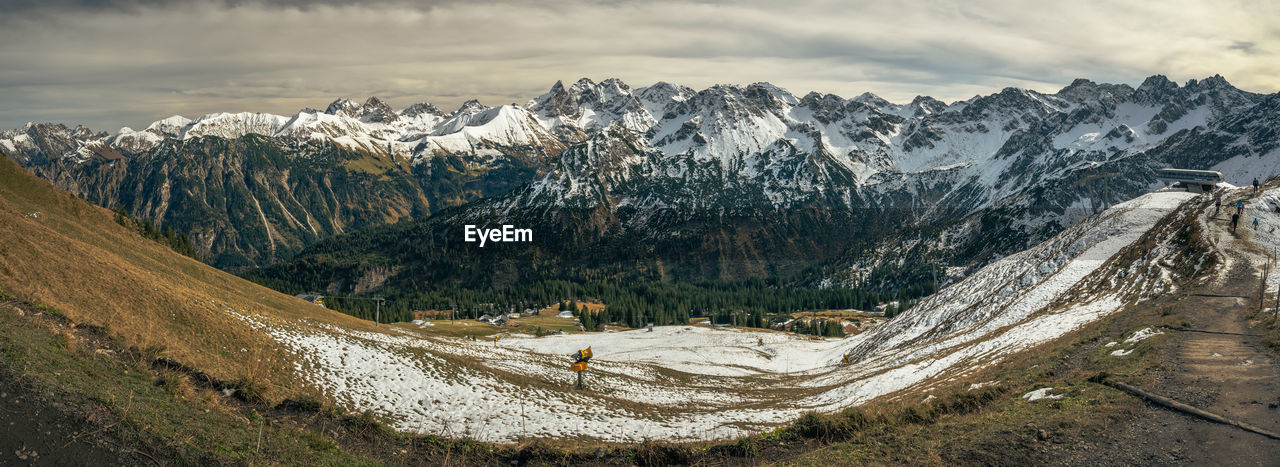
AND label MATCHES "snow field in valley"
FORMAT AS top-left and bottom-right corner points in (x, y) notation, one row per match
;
(224, 190), (1194, 443)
